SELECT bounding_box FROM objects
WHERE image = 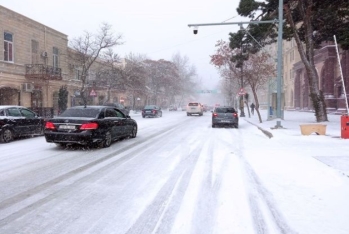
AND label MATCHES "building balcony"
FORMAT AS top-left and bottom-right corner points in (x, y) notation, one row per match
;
(25, 64), (62, 80)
